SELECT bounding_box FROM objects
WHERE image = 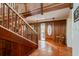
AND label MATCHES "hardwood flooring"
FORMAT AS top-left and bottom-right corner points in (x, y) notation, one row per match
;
(29, 40), (72, 56)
